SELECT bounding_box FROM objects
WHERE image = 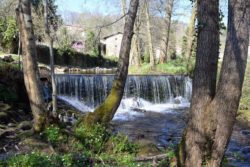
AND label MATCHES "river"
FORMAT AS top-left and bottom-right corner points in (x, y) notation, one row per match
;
(56, 74), (250, 167)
